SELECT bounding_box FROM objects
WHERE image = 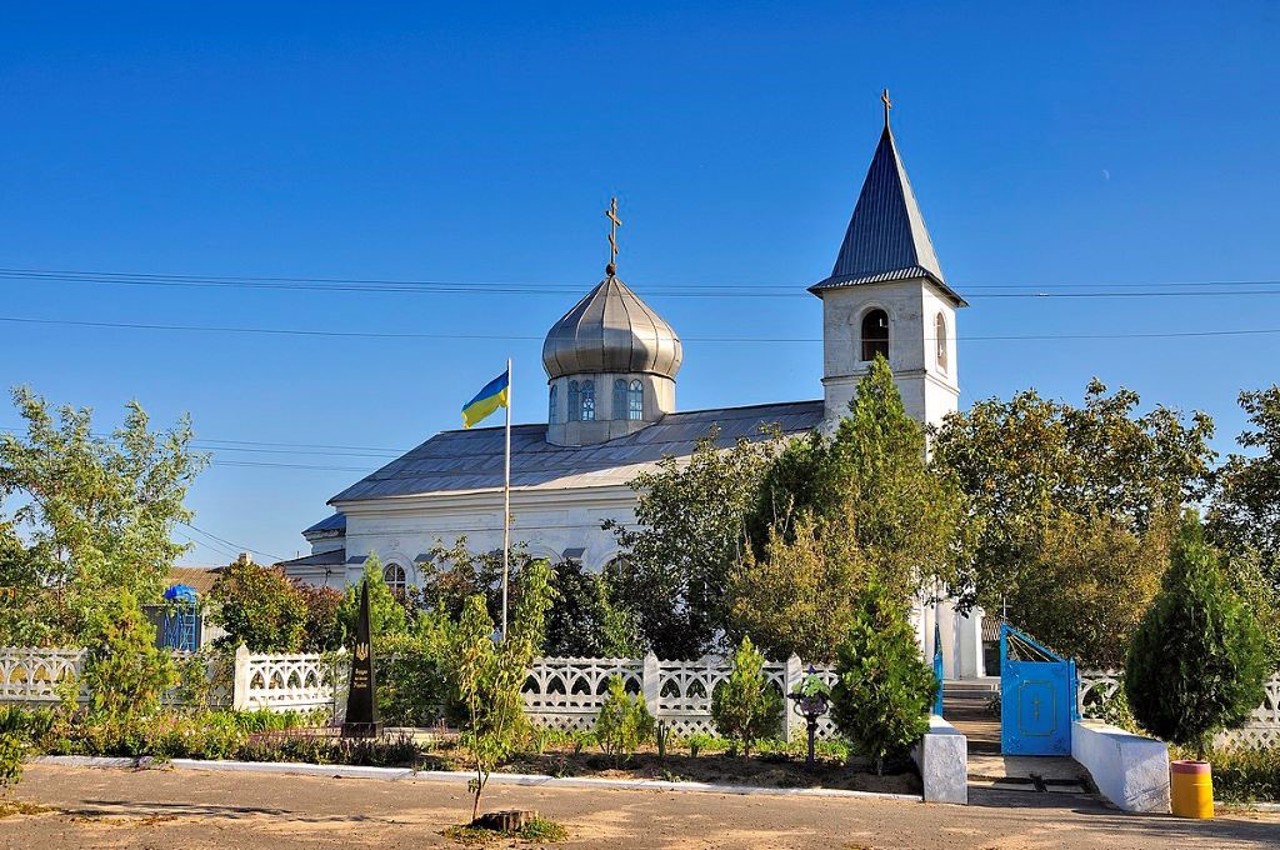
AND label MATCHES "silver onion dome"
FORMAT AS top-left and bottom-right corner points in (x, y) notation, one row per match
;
(542, 275), (683, 381)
